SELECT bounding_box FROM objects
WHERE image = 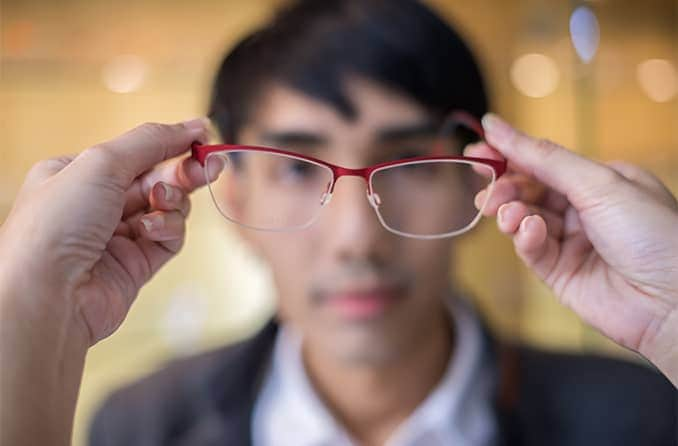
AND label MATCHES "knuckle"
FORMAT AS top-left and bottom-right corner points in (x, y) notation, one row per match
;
(136, 122), (172, 157)
(29, 158), (49, 171)
(182, 197), (192, 216)
(597, 165), (624, 185)
(606, 159), (633, 171)
(82, 144), (116, 163)
(79, 145), (131, 186)
(137, 121), (169, 137)
(576, 166), (625, 206)
(608, 160), (662, 185)
(161, 216), (187, 242)
(176, 210), (188, 227)
(80, 145), (120, 171)
(165, 210), (186, 229)
(165, 237), (185, 253)
(44, 155), (73, 169)
(509, 199), (528, 211)
(29, 157), (66, 177)
(534, 138), (558, 157)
